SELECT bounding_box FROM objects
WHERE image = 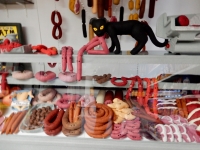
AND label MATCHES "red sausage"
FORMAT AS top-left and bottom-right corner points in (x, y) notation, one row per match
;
(114, 89), (123, 100)
(44, 125), (62, 136)
(44, 109), (64, 130)
(98, 0), (104, 18)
